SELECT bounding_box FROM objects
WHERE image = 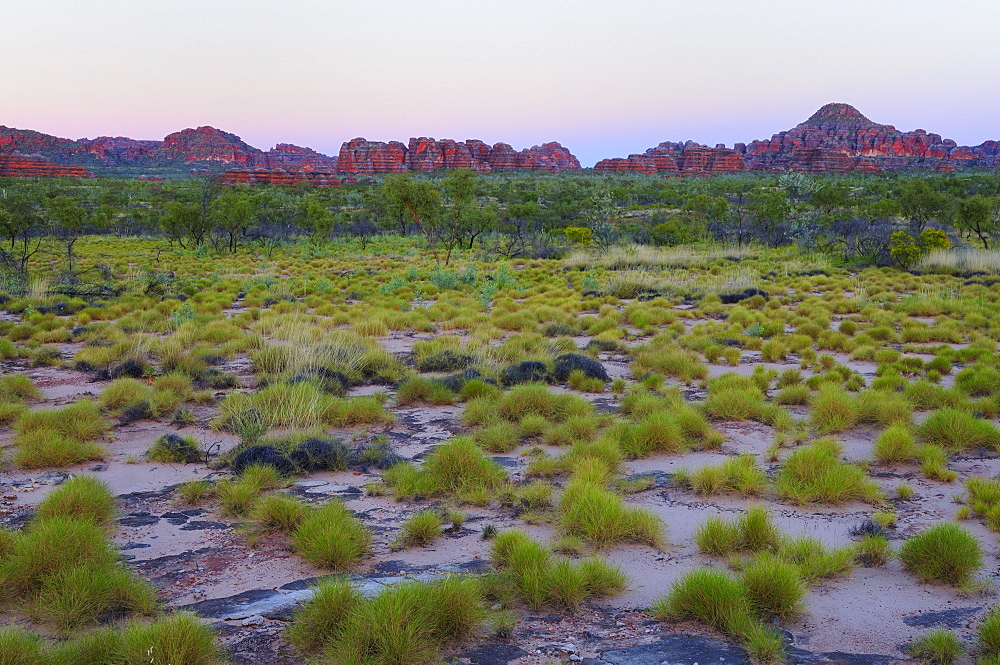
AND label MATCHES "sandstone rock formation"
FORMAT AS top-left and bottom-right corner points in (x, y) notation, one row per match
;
(337, 137), (581, 174)
(216, 168), (348, 187)
(596, 103), (1000, 174)
(0, 152), (94, 178)
(0, 124), (339, 175)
